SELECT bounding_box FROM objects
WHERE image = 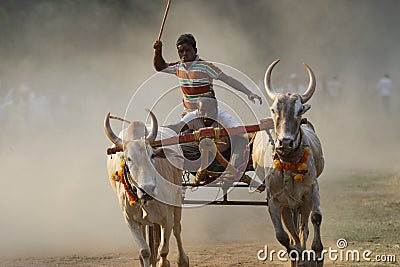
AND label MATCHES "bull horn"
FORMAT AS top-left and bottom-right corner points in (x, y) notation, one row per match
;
(301, 63), (316, 103)
(104, 112), (123, 151)
(264, 59), (280, 102)
(145, 109), (158, 142)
